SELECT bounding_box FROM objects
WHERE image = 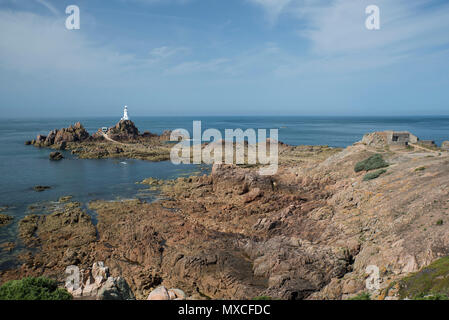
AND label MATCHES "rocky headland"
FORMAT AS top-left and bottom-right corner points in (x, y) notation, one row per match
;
(26, 120), (174, 162)
(5, 129), (449, 300)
